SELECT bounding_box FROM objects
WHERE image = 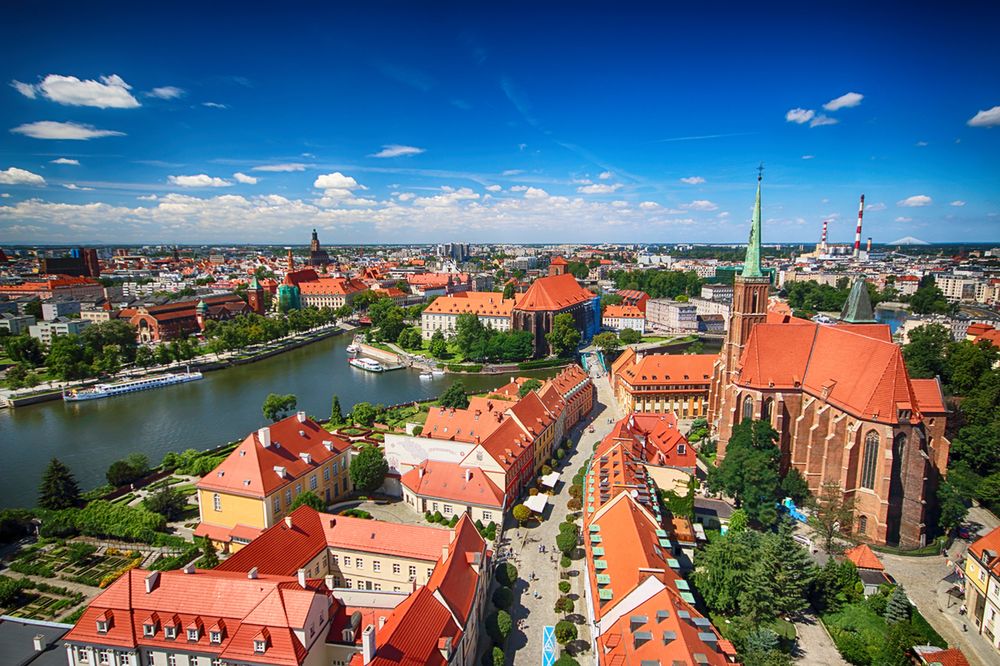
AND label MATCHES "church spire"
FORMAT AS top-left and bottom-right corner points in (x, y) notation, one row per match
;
(741, 166), (764, 279)
(840, 277), (877, 323)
